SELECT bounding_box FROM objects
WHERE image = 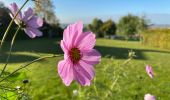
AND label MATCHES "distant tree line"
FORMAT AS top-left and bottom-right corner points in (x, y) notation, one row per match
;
(0, 0), (148, 40)
(88, 18), (116, 38)
(87, 14), (148, 40)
